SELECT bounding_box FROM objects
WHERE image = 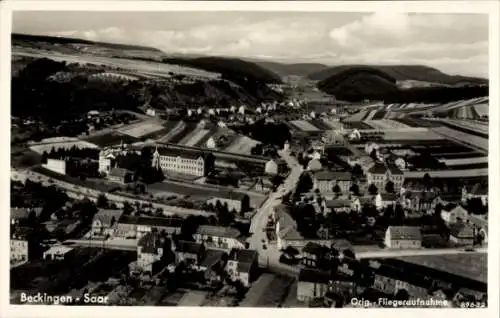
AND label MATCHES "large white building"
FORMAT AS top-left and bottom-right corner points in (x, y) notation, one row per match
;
(152, 146), (214, 177)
